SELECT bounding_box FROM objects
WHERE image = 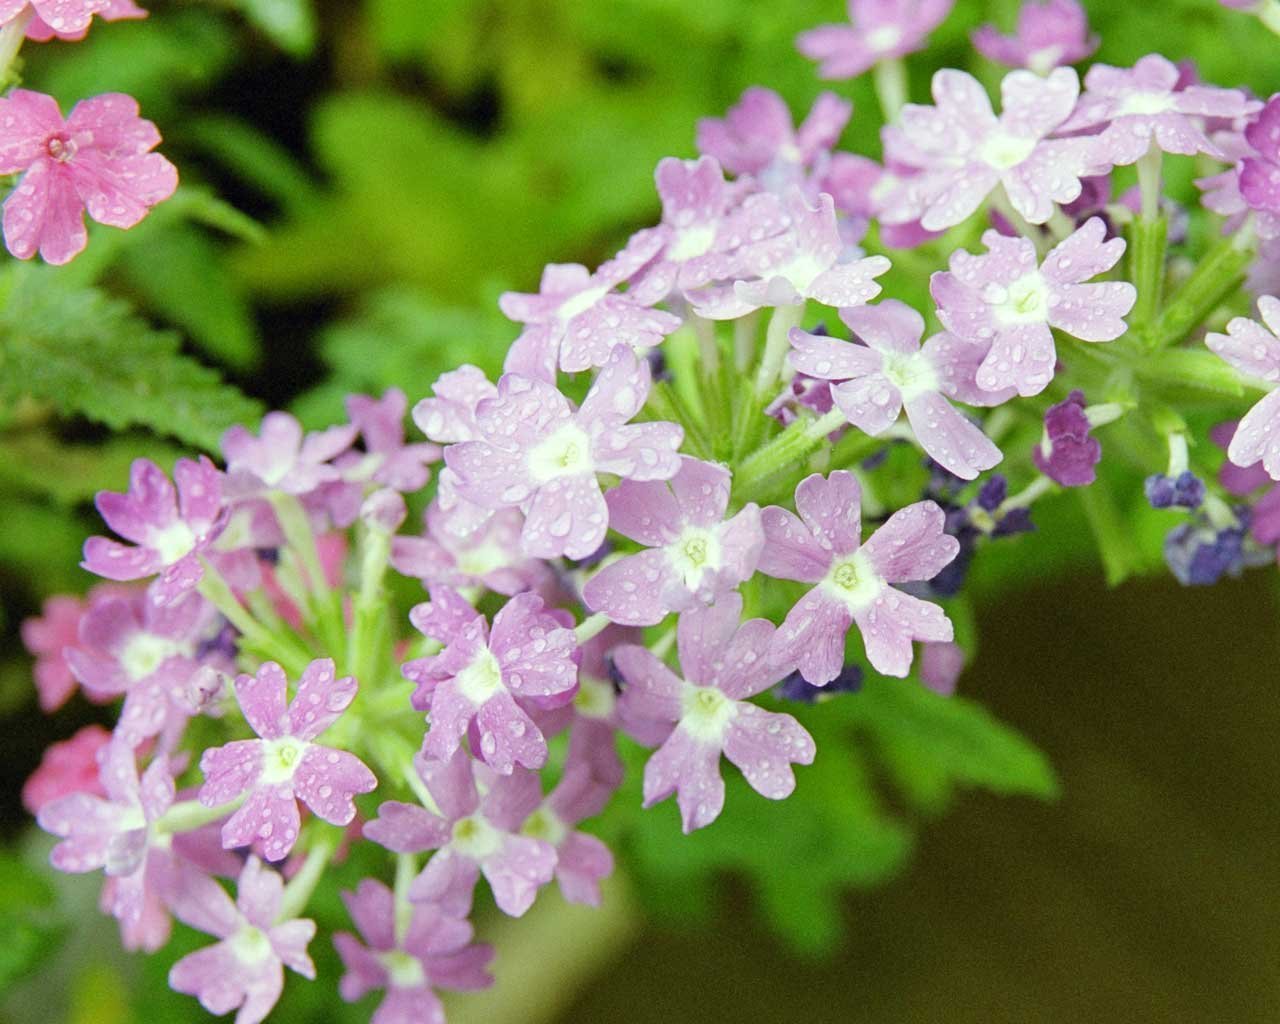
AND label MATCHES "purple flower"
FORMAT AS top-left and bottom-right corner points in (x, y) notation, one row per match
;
(880, 68), (1096, 231)
(971, 0), (1097, 74)
(444, 346), (684, 560)
(1032, 390), (1101, 485)
(582, 457), (764, 626)
(788, 299), (1007, 480)
(1207, 296), (1280, 479)
(1163, 520), (1252, 586)
(1061, 55), (1259, 168)
(697, 87), (851, 192)
(222, 411), (357, 498)
(168, 856), (316, 1024)
(797, 0), (955, 80)
(690, 190), (891, 319)
(364, 750), (557, 917)
(930, 218), (1136, 396)
(334, 879), (493, 1023)
(1145, 471), (1206, 509)
(759, 472), (959, 681)
(403, 588), (578, 774)
(613, 594), (815, 833)
(499, 234), (680, 376)
(391, 502), (550, 596)
(775, 662), (864, 703)
(1236, 97), (1280, 215)
(65, 589), (219, 748)
(82, 457), (225, 605)
(522, 765), (617, 905)
(341, 388), (441, 492)
(198, 659), (377, 862)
